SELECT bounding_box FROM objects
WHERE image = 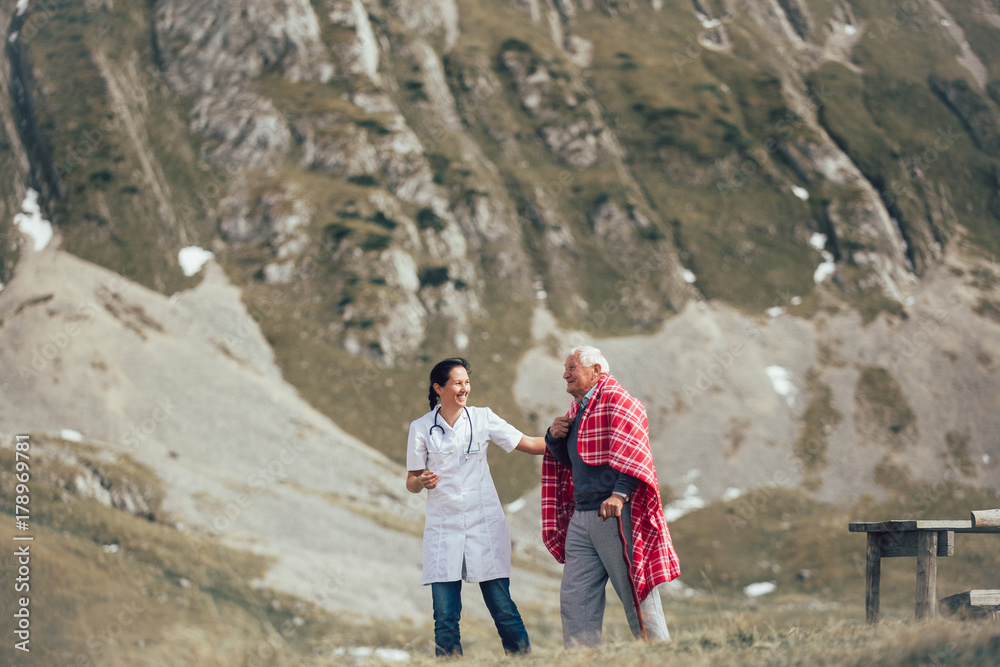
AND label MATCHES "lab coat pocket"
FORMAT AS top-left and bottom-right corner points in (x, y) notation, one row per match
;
(467, 438), (487, 456)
